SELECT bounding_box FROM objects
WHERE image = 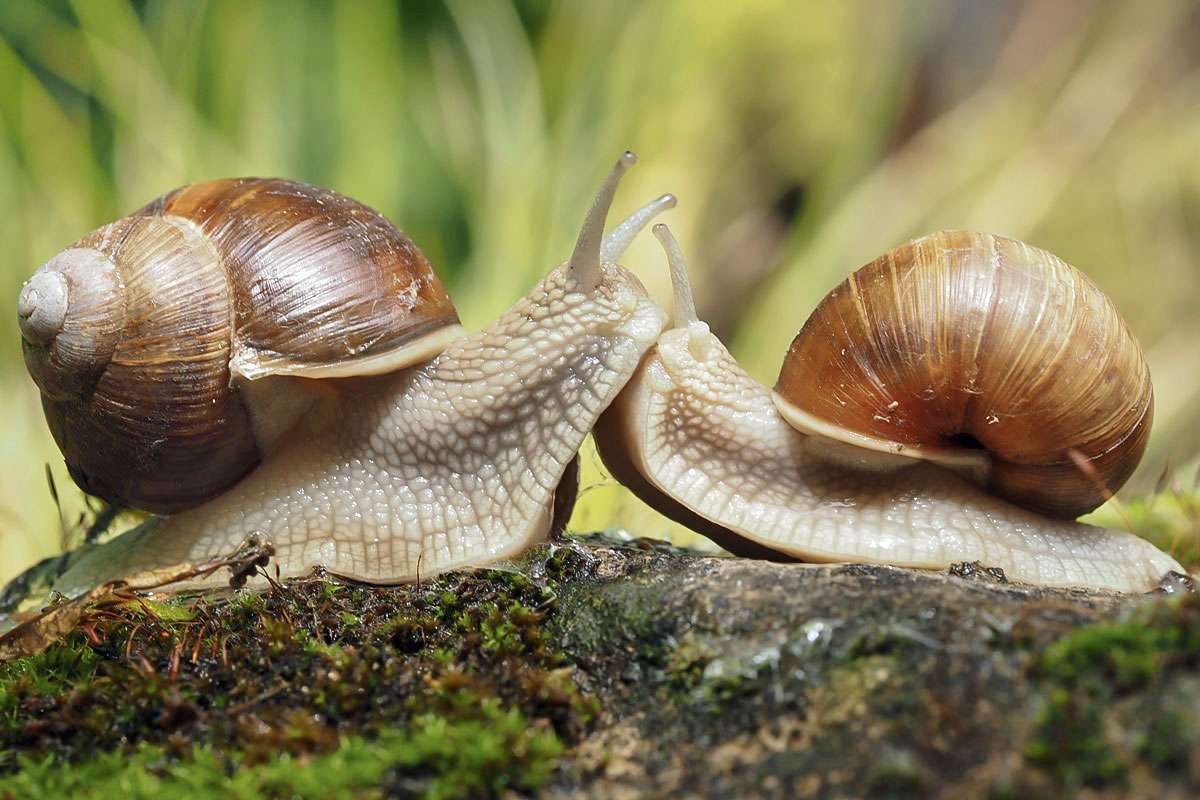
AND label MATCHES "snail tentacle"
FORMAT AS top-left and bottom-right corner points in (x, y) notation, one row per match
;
(602, 193), (677, 262)
(567, 151), (637, 291)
